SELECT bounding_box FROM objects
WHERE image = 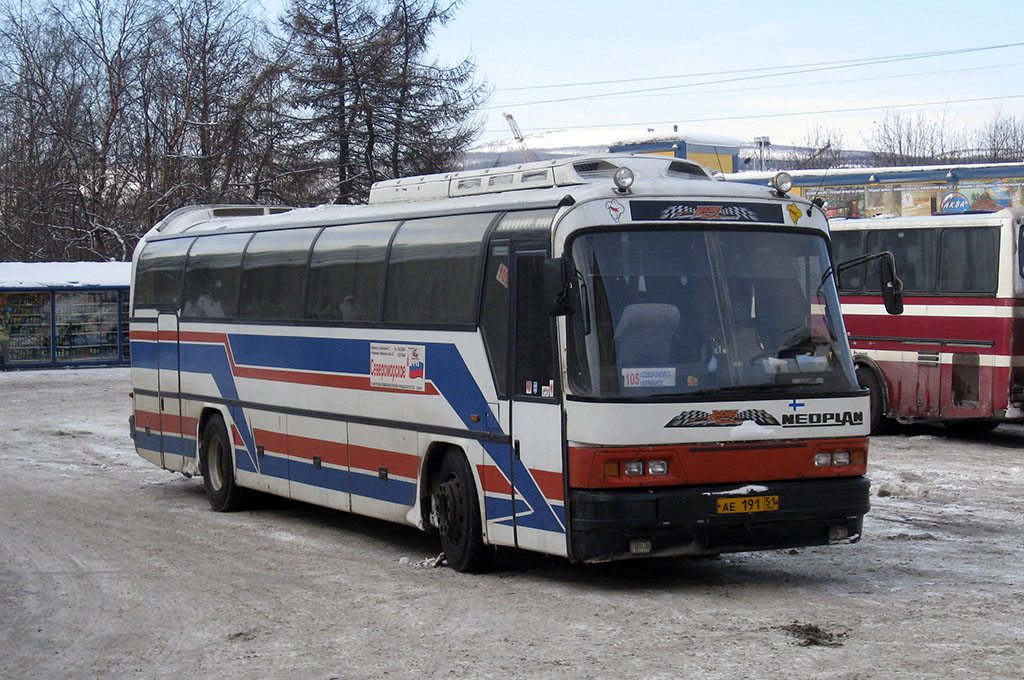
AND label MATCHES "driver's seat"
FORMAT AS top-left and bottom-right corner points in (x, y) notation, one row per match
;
(615, 303), (681, 366)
